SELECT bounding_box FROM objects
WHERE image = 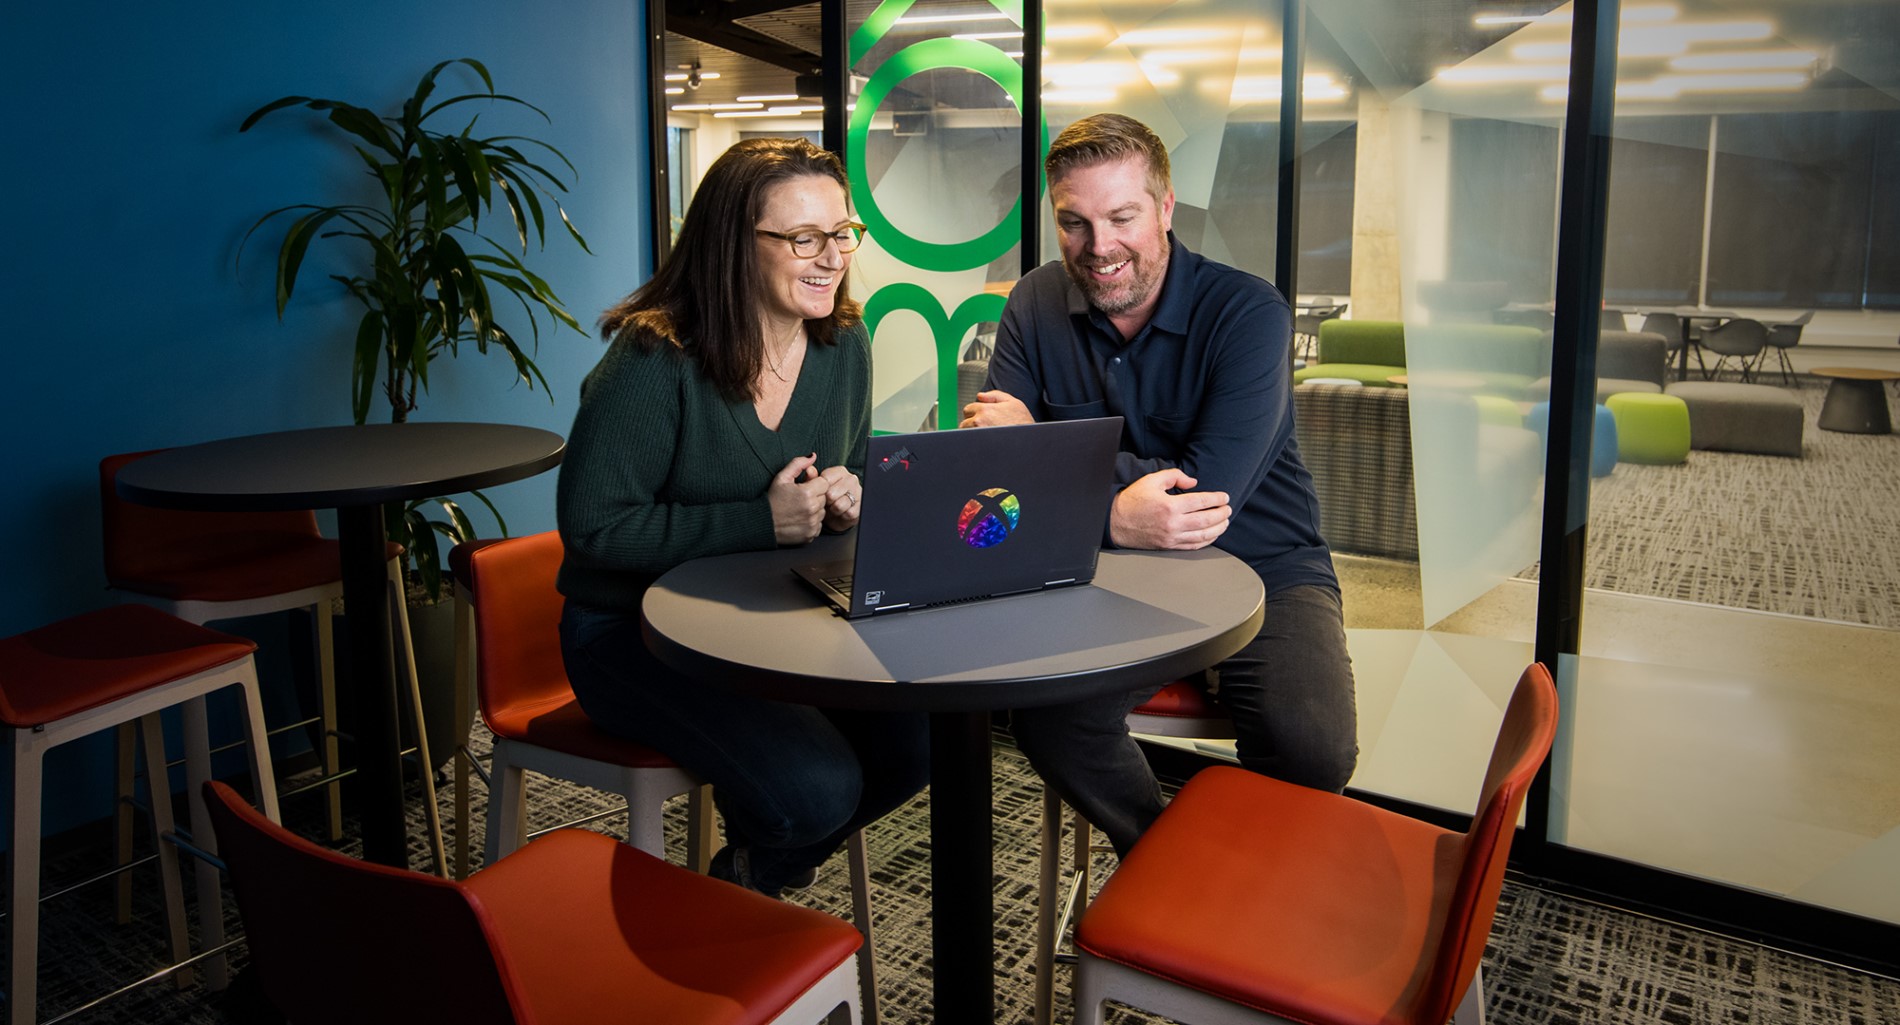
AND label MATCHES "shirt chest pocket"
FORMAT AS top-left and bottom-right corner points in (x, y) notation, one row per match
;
(1144, 411), (1196, 452)
(1041, 394), (1109, 421)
